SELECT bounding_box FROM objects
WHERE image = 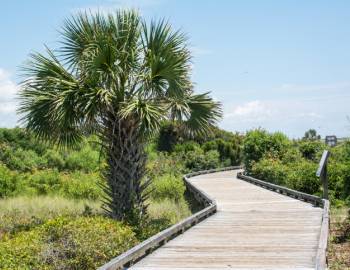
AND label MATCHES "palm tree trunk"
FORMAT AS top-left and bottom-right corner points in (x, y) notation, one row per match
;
(101, 113), (148, 221)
